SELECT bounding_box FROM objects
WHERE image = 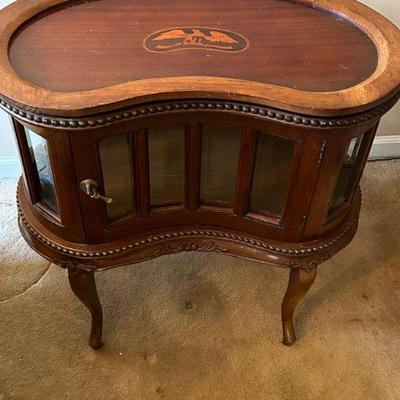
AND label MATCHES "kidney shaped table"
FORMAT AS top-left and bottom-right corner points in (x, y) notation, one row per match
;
(0, 0), (399, 348)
